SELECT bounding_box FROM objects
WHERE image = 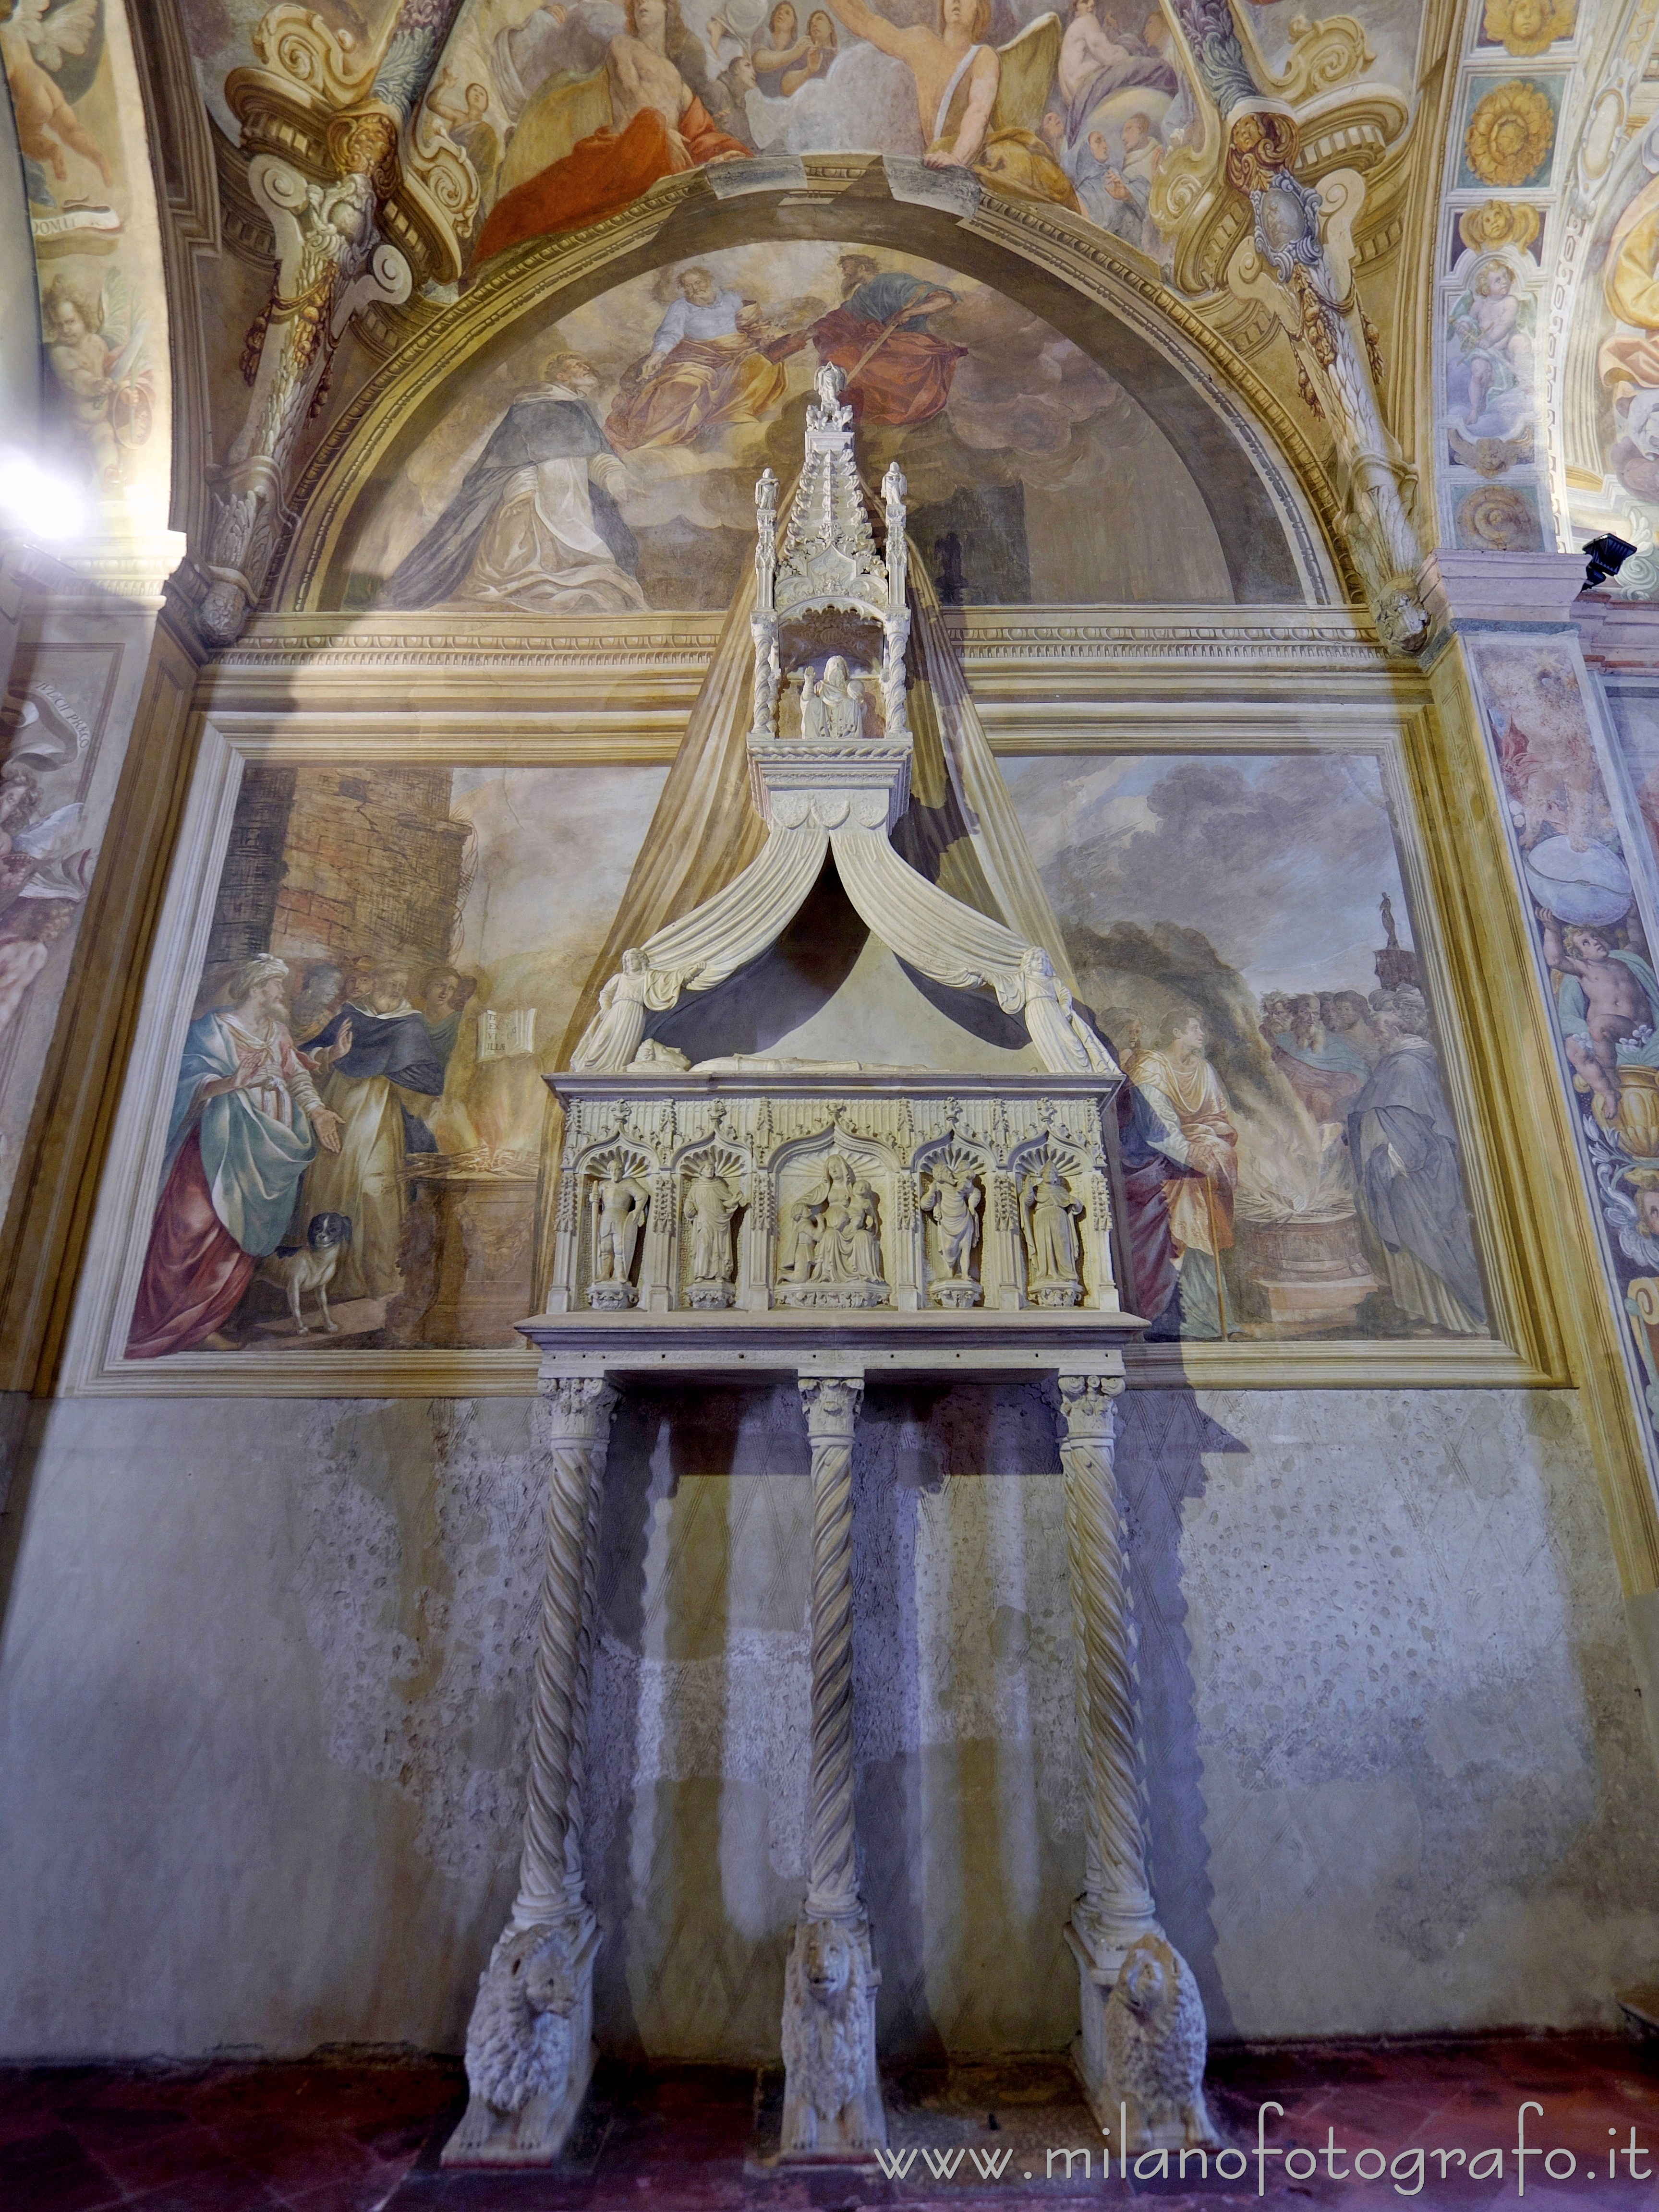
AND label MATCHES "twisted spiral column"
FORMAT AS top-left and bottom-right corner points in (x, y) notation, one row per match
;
(514, 1374), (617, 1928)
(799, 1373), (864, 1923)
(561, 1384), (612, 1915)
(1054, 1373), (1158, 1961)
